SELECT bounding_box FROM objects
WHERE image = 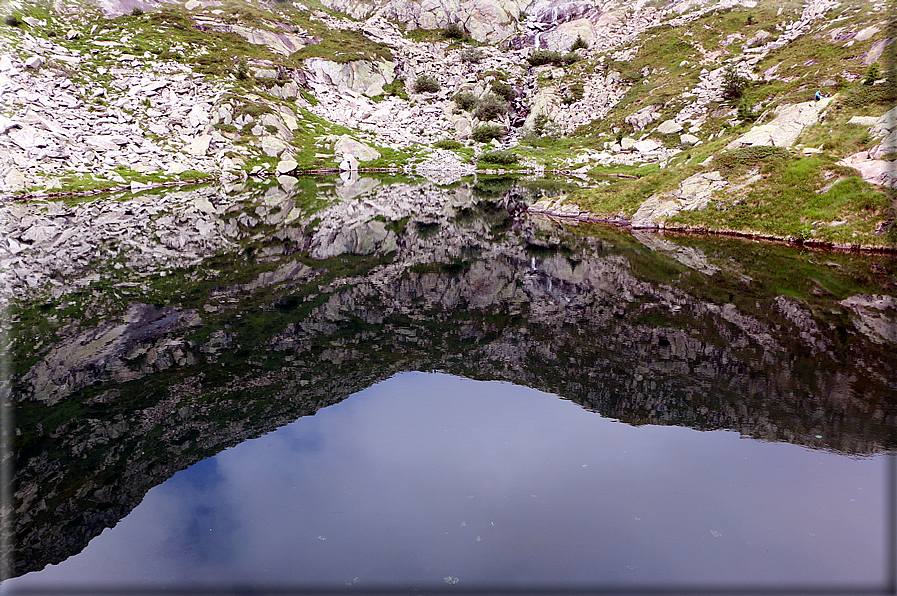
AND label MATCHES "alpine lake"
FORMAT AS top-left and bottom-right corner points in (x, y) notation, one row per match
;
(2, 174), (896, 595)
